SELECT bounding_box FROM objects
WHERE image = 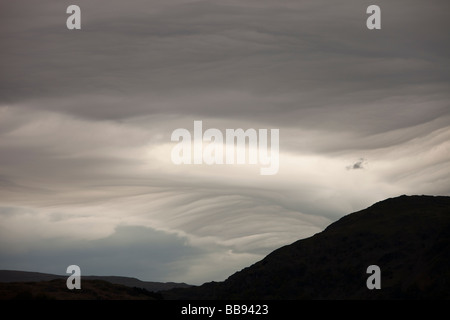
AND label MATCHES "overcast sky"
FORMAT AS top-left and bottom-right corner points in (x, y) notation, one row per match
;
(1, 0), (449, 284)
